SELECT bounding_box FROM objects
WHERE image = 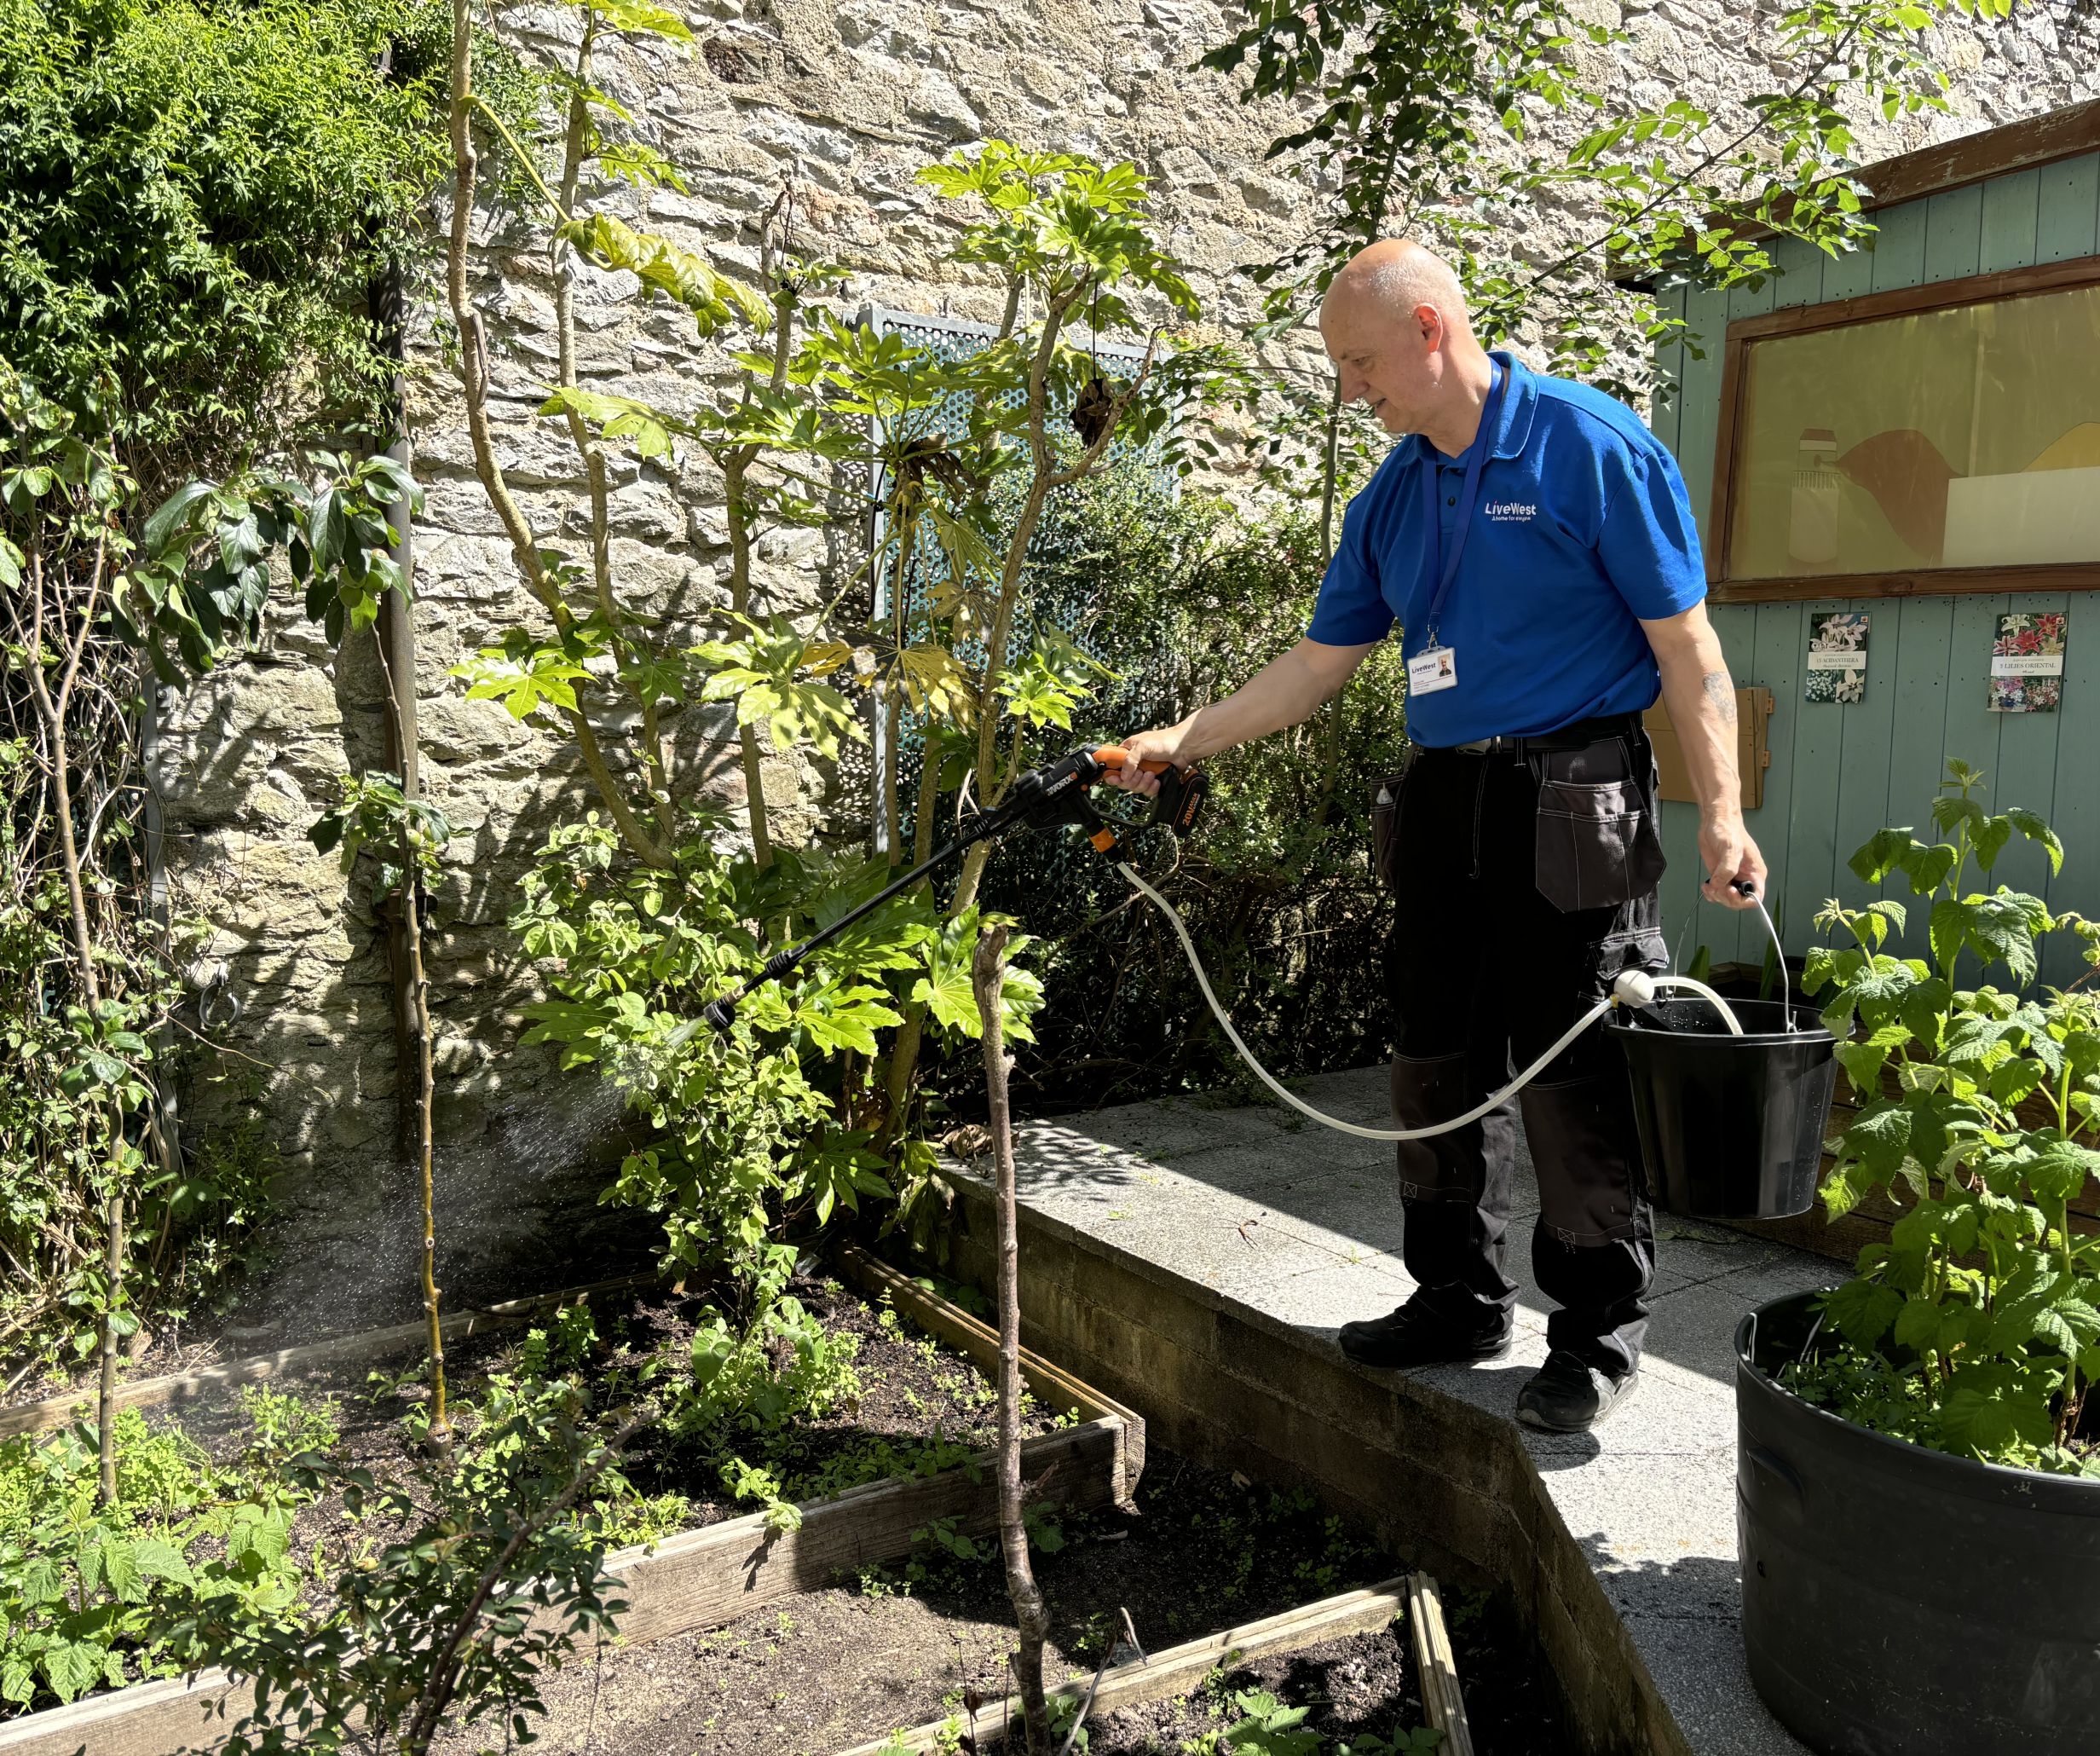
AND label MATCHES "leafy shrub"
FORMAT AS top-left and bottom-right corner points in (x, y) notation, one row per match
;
(2, 371), (423, 1394)
(513, 815), (929, 1290)
(0, 1397), (330, 1713)
(170, 1373), (635, 1756)
(1786, 763), (2100, 1474)
(236, 1385), (342, 1480)
(976, 486), (1411, 1109)
(675, 1262), (865, 1534)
